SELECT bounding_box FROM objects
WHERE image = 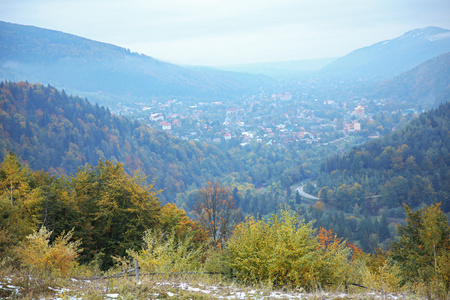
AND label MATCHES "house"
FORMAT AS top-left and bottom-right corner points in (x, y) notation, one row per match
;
(369, 133), (380, 139)
(160, 121), (171, 130)
(345, 122), (361, 131)
(172, 119), (182, 127)
(279, 92), (292, 101)
(264, 132), (275, 138)
(226, 107), (239, 116)
(403, 108), (418, 116)
(166, 113), (178, 119)
(242, 132), (256, 139)
(352, 105), (365, 117)
(224, 132), (232, 140)
(296, 132), (306, 139)
(150, 113), (164, 121)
